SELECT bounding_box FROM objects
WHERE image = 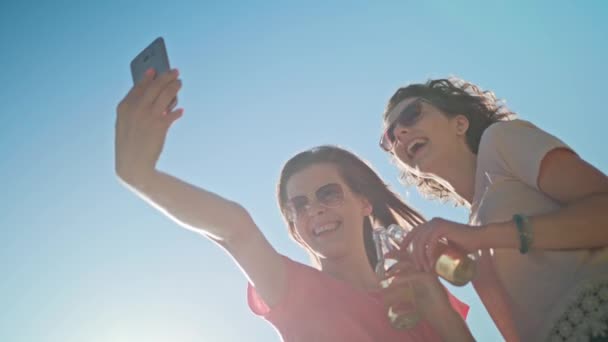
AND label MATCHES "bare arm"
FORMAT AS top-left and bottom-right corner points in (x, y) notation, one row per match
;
(114, 68), (286, 306)
(480, 149), (608, 250)
(472, 253), (520, 341)
(120, 169), (257, 242)
(403, 149), (608, 271)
